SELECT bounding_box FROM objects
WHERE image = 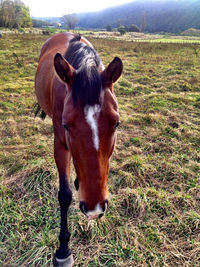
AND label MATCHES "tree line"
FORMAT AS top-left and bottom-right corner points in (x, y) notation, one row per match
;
(0, 0), (32, 28)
